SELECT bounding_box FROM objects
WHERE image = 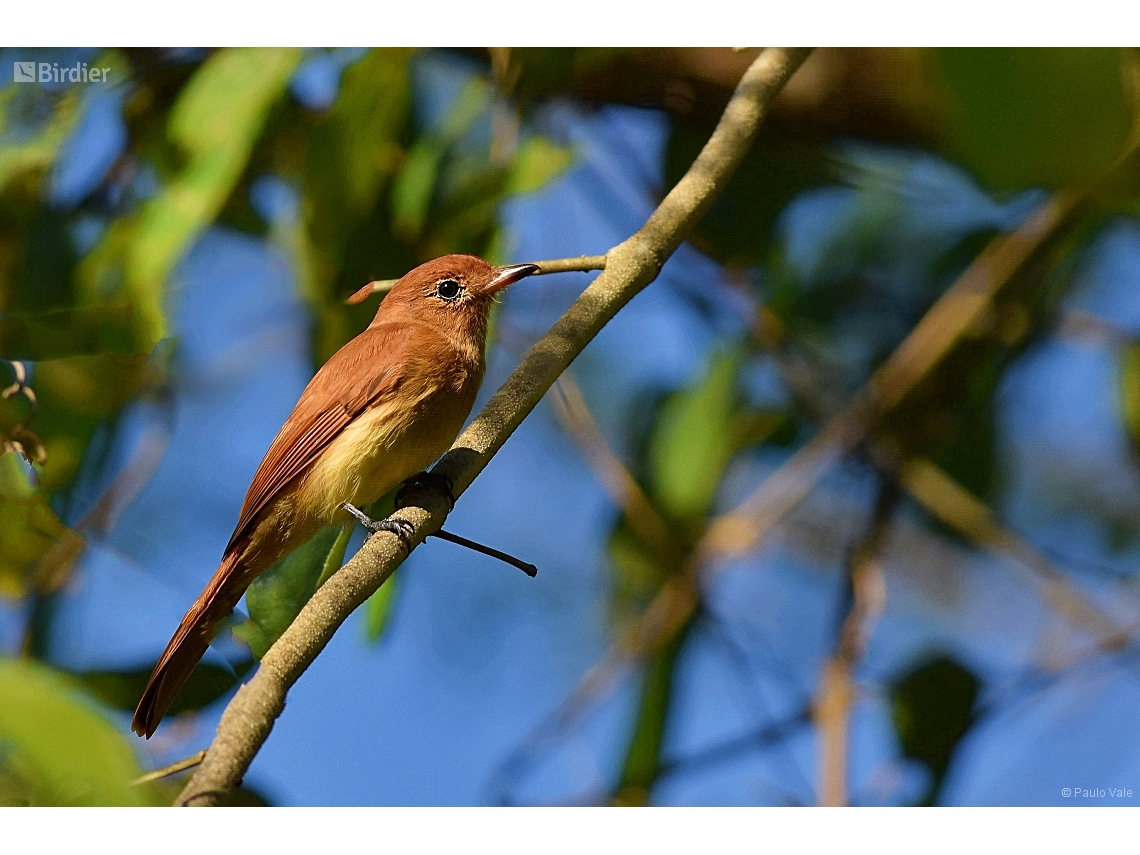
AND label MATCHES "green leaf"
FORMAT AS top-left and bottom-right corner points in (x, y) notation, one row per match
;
(234, 522), (352, 660)
(503, 136), (574, 196)
(296, 49), (412, 362)
(0, 450), (40, 500)
(363, 574), (399, 643)
(648, 349), (744, 520)
(890, 654), (979, 805)
(1121, 342), (1140, 456)
(0, 496), (74, 598)
(938, 48), (1131, 191)
(389, 78), (489, 244)
(0, 85), (81, 194)
(614, 618), (693, 805)
(0, 306), (138, 361)
(0, 657), (159, 806)
(75, 658), (254, 717)
(391, 138), (447, 241)
(607, 517), (671, 618)
(665, 119), (827, 267)
(80, 47), (302, 348)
